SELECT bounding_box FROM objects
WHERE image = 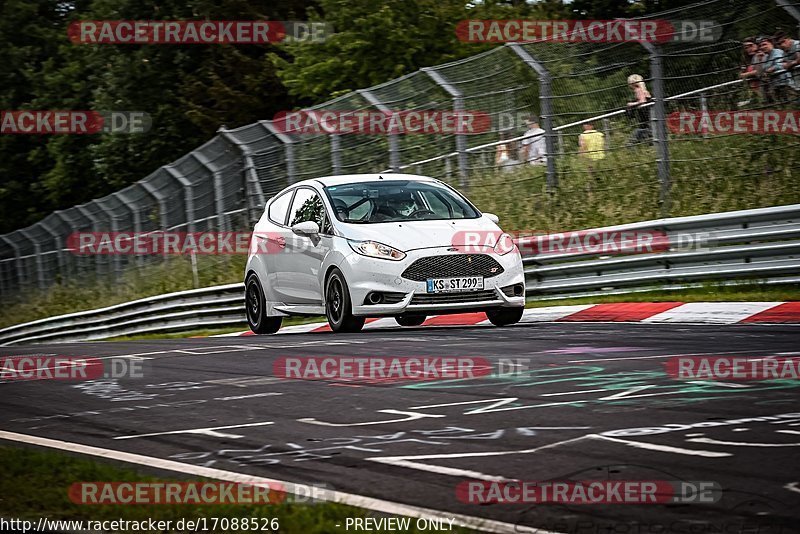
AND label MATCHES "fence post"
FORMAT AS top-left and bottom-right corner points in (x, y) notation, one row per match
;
(140, 181), (169, 230)
(51, 212), (71, 280)
(37, 219), (65, 285)
(192, 151), (229, 232)
(700, 93), (709, 138)
(18, 229), (45, 290)
(93, 198), (123, 280)
(603, 119), (611, 150)
(422, 67), (468, 189)
(218, 127), (266, 227)
(507, 43), (558, 191)
(261, 121), (296, 184)
(330, 134), (342, 175)
(775, 0), (800, 27)
(0, 234), (25, 292)
(75, 205), (104, 279)
(641, 42), (671, 217)
(358, 89), (401, 172)
(165, 166), (196, 233)
(114, 191), (144, 267)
